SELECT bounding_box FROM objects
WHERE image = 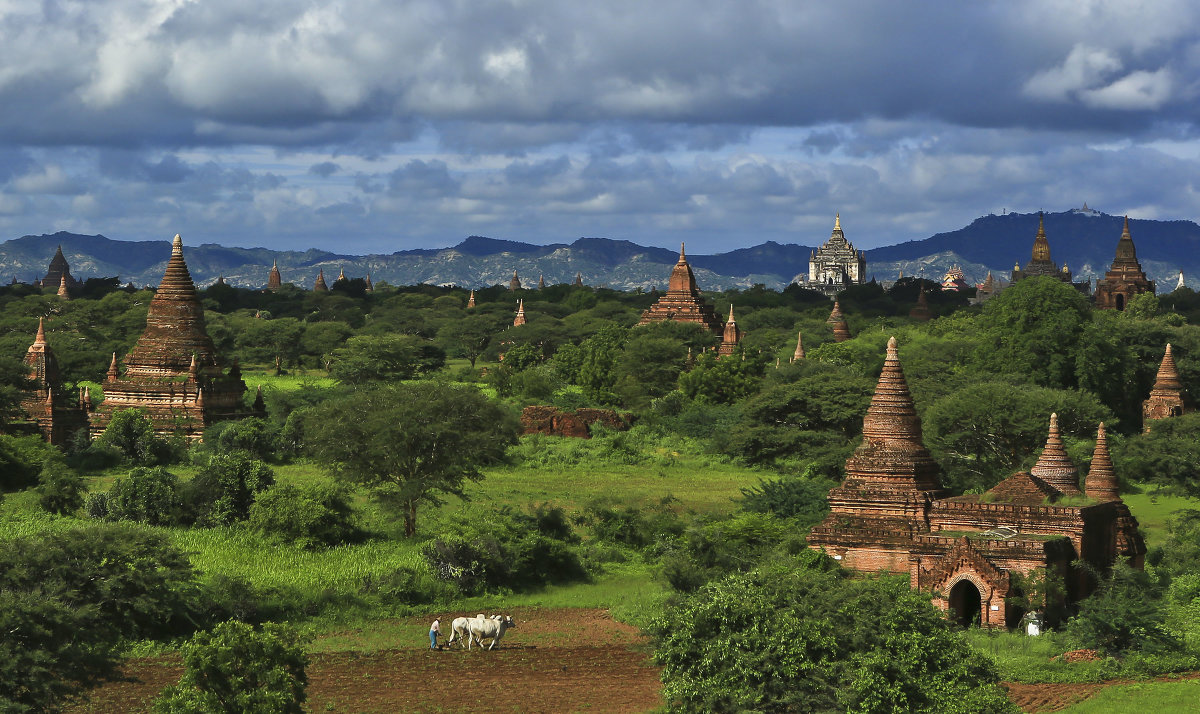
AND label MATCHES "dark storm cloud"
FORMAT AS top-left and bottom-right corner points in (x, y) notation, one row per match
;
(309, 161), (341, 177)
